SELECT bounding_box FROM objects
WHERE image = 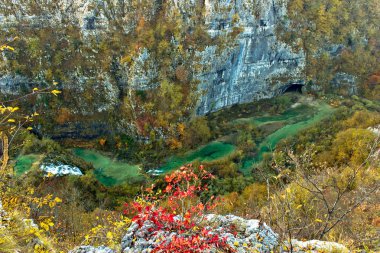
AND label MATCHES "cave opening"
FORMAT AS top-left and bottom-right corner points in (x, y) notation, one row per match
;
(281, 83), (304, 94)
